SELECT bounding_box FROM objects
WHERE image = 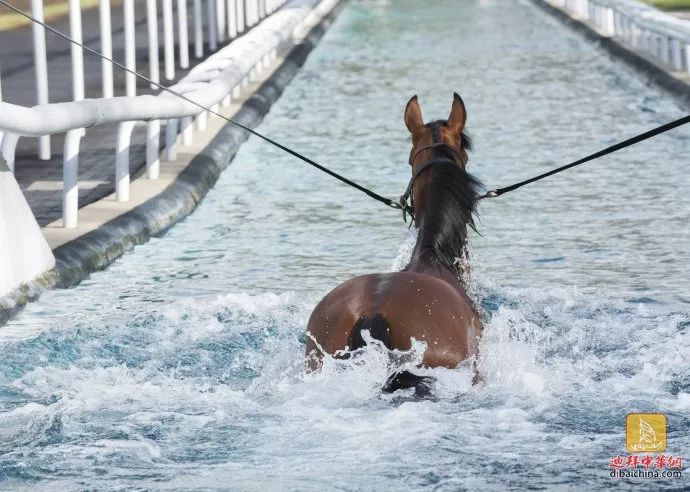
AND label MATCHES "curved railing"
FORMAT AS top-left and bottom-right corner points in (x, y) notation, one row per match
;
(547, 0), (690, 73)
(0, 0), (336, 227)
